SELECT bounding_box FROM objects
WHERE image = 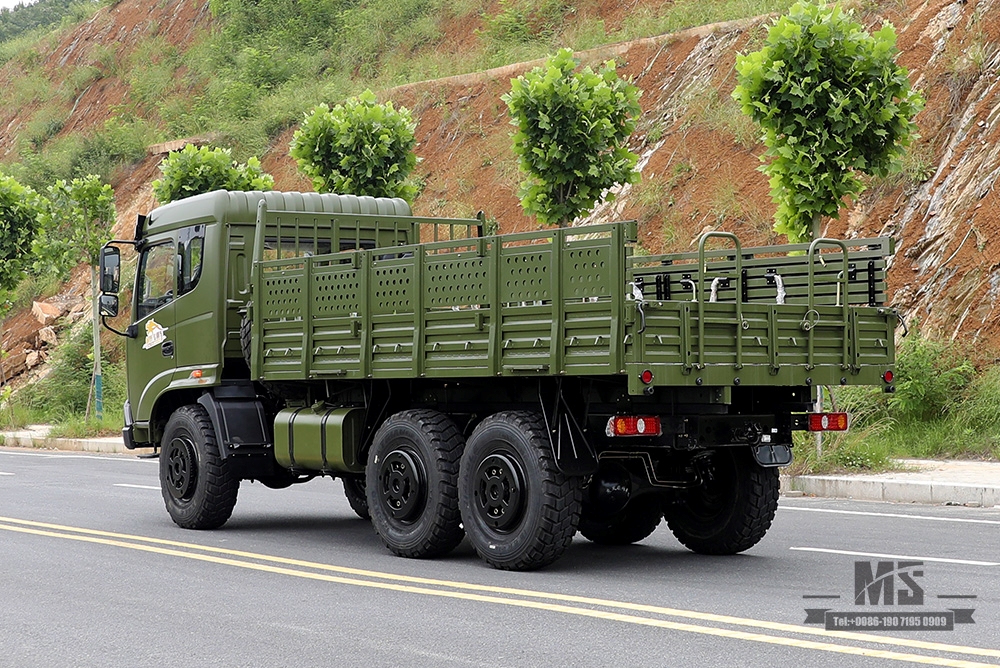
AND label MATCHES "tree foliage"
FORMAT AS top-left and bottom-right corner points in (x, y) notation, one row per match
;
(289, 90), (419, 202)
(151, 144), (275, 204)
(33, 175), (115, 279)
(503, 48), (641, 226)
(733, 1), (924, 242)
(0, 0), (96, 44)
(0, 172), (41, 309)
